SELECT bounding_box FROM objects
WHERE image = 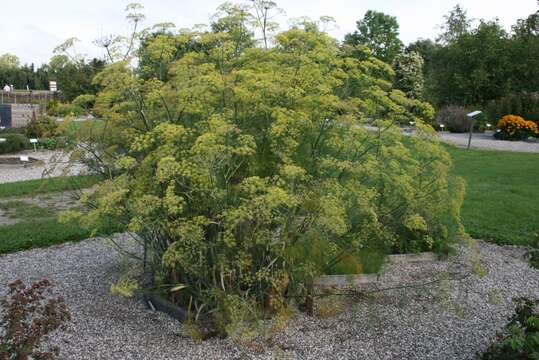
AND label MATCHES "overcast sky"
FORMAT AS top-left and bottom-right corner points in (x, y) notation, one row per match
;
(1, 0), (537, 65)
